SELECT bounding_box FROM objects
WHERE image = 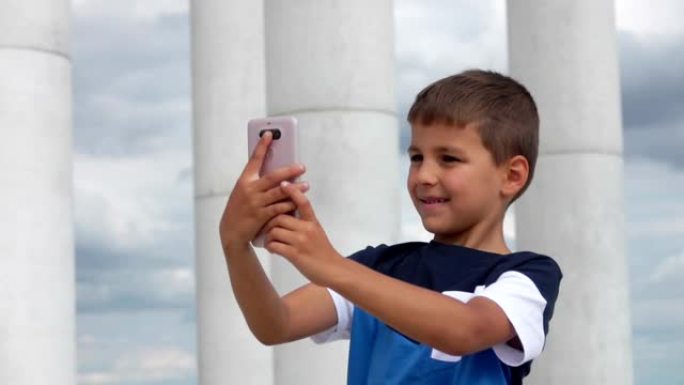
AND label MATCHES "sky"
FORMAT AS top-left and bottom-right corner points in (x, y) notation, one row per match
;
(70, 1), (684, 384)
